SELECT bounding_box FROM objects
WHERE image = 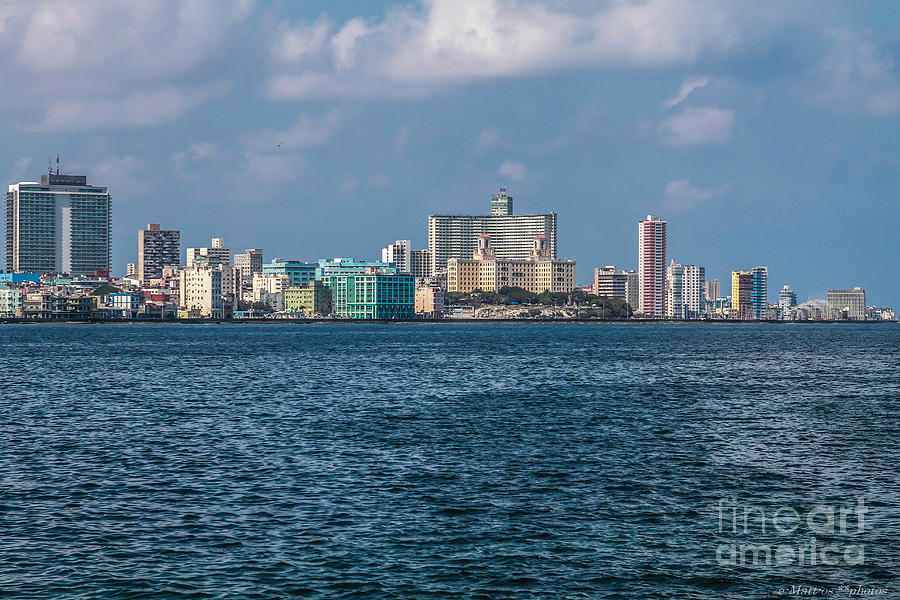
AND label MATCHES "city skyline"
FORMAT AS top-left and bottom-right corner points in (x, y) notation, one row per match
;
(0, 1), (897, 306)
